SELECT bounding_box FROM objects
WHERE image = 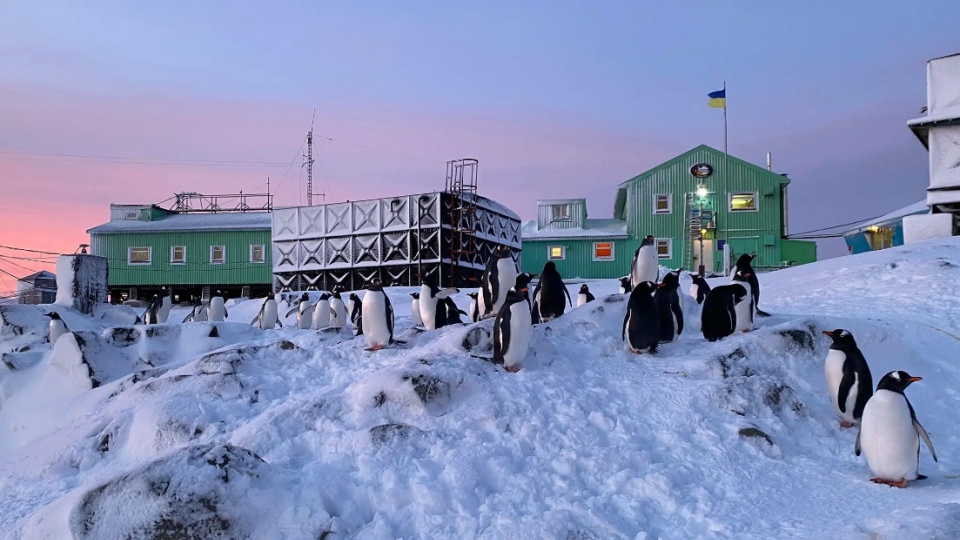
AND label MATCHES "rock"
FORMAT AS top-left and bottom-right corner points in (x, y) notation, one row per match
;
(104, 327), (141, 347)
(738, 427), (773, 445)
(369, 423), (423, 447)
(401, 374), (451, 410)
